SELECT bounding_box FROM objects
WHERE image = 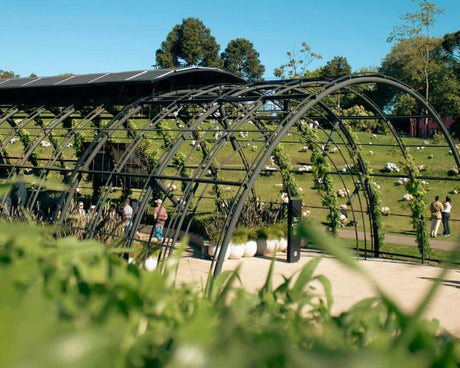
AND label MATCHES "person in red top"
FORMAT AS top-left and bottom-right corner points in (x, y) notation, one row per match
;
(153, 199), (168, 241)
